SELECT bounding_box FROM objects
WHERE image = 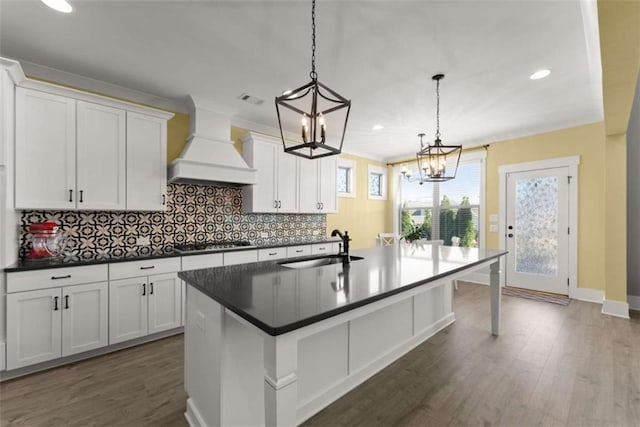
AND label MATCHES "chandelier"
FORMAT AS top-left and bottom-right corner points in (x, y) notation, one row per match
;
(403, 74), (461, 183)
(275, 0), (351, 160)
